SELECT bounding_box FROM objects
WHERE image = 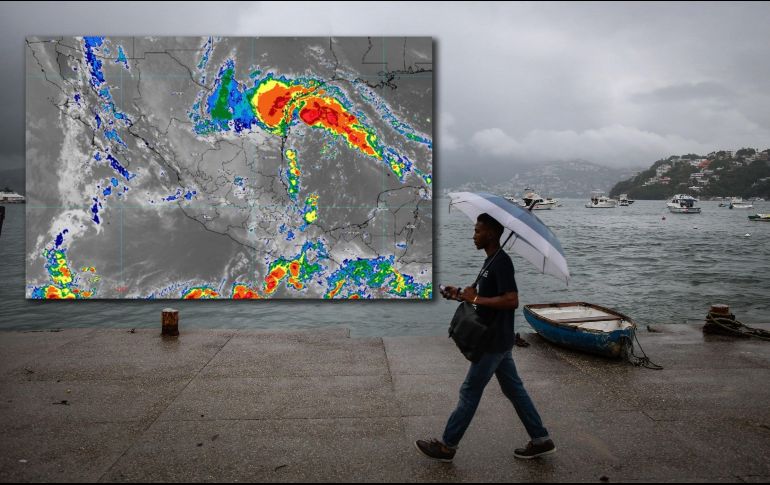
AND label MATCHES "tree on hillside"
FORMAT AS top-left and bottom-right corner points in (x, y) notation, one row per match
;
(628, 184), (670, 200)
(611, 152), (770, 200)
(748, 179), (770, 198)
(668, 162), (697, 180)
(736, 148), (756, 159)
(609, 179), (636, 198)
(703, 160), (770, 198)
